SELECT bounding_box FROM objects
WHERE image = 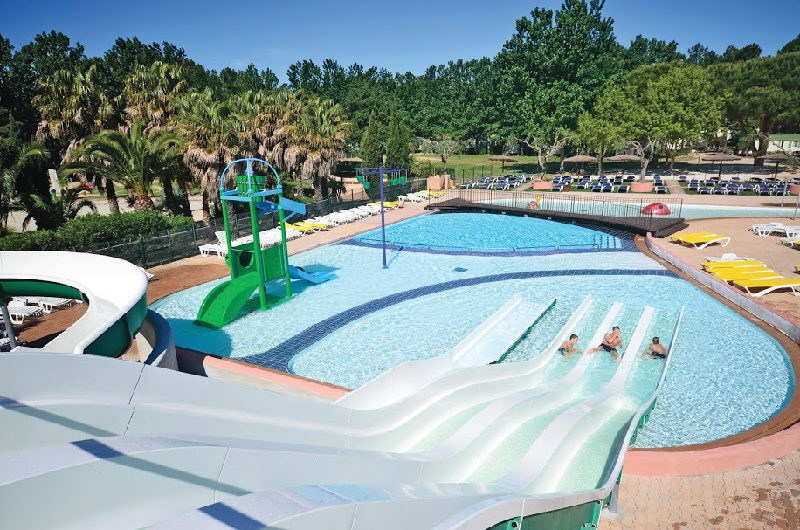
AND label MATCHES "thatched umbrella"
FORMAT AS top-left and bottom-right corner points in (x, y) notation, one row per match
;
(701, 152), (742, 177)
(606, 154), (640, 174)
(488, 154), (518, 172)
(562, 154), (597, 176)
(758, 153), (788, 178)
